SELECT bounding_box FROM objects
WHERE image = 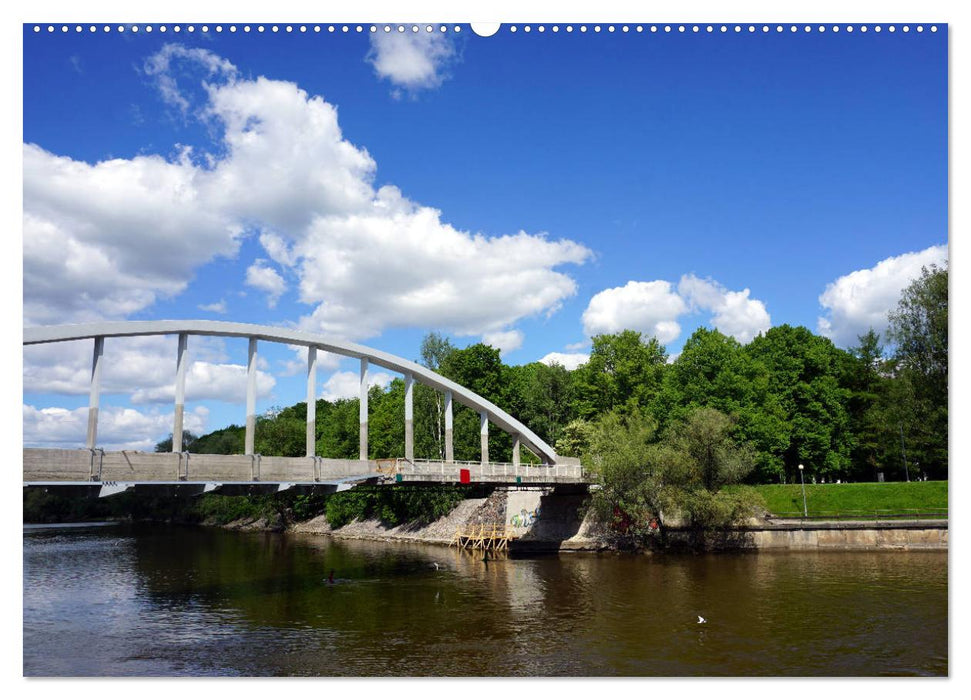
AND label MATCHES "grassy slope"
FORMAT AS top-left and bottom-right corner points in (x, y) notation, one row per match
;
(751, 481), (948, 517)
